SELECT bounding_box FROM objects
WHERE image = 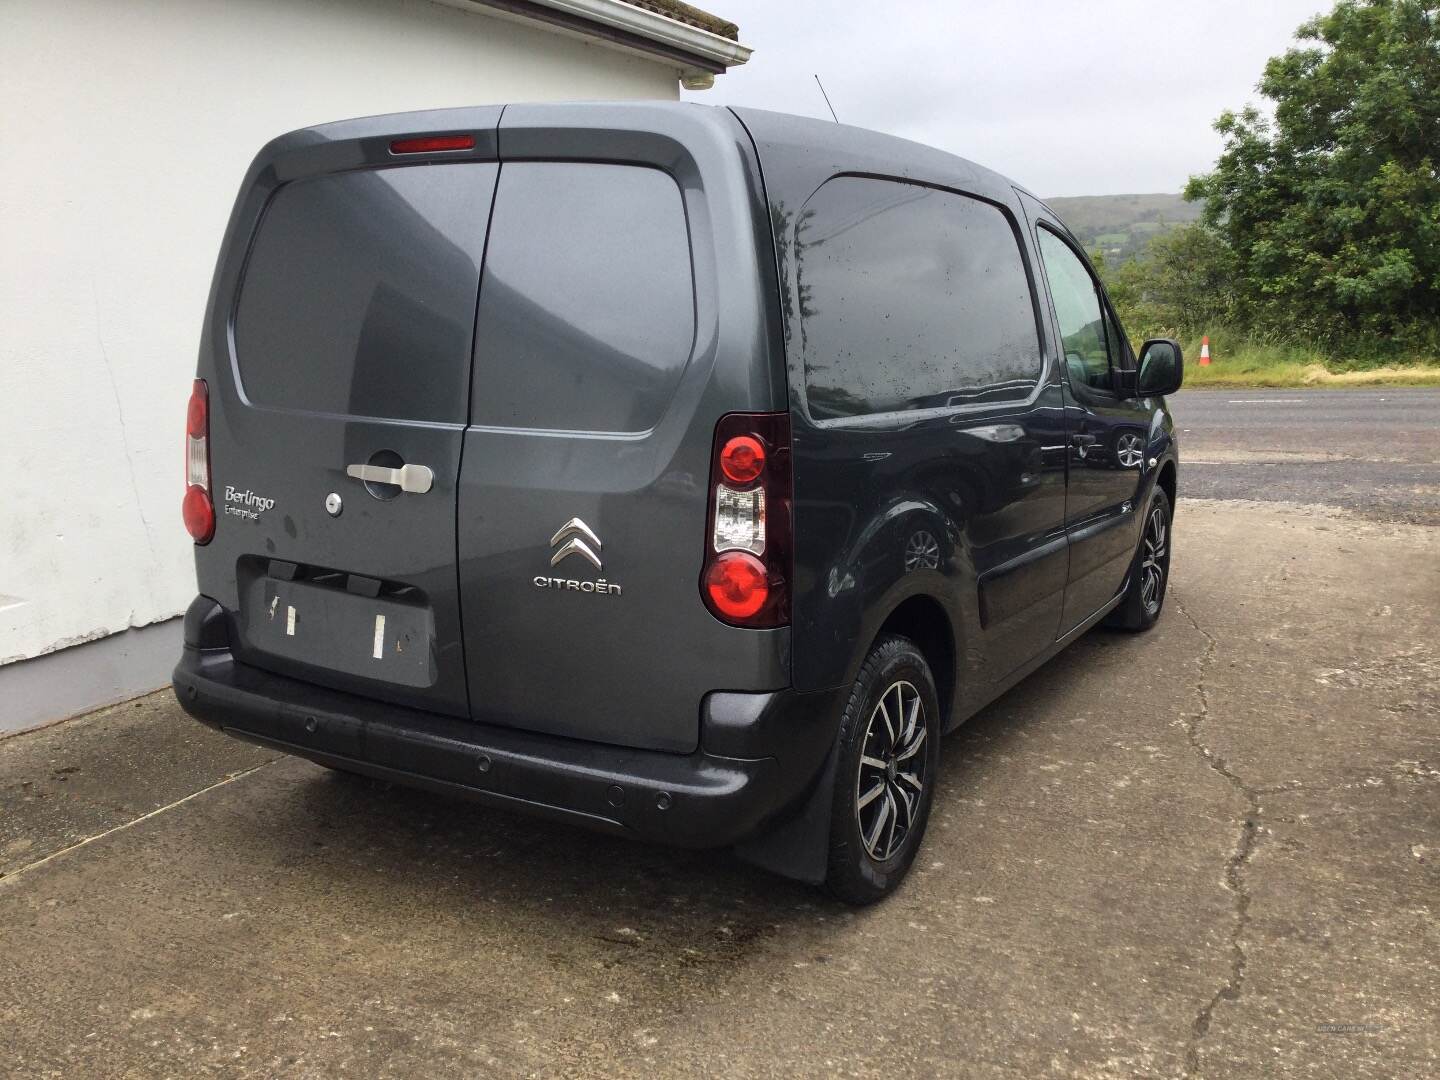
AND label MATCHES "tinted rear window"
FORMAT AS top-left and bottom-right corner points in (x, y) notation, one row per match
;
(798, 176), (1042, 419)
(471, 163), (696, 433)
(234, 163), (494, 423)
